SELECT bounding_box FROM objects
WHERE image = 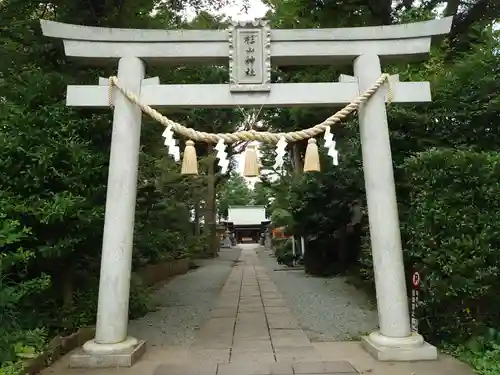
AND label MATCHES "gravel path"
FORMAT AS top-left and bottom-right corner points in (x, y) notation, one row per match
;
(257, 248), (378, 342)
(128, 248), (241, 348)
